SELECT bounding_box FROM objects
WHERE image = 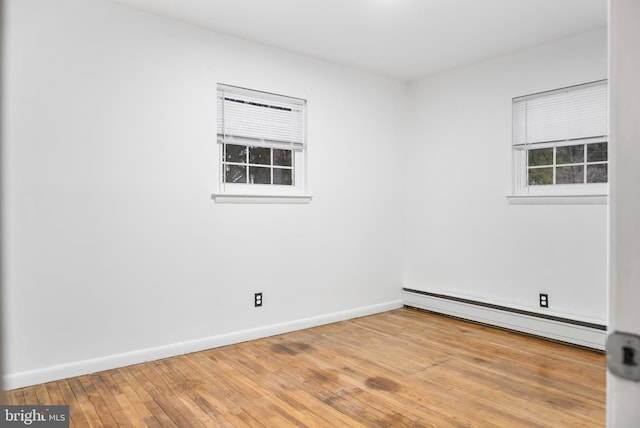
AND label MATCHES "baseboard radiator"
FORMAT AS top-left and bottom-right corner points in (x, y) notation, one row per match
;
(402, 288), (606, 351)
